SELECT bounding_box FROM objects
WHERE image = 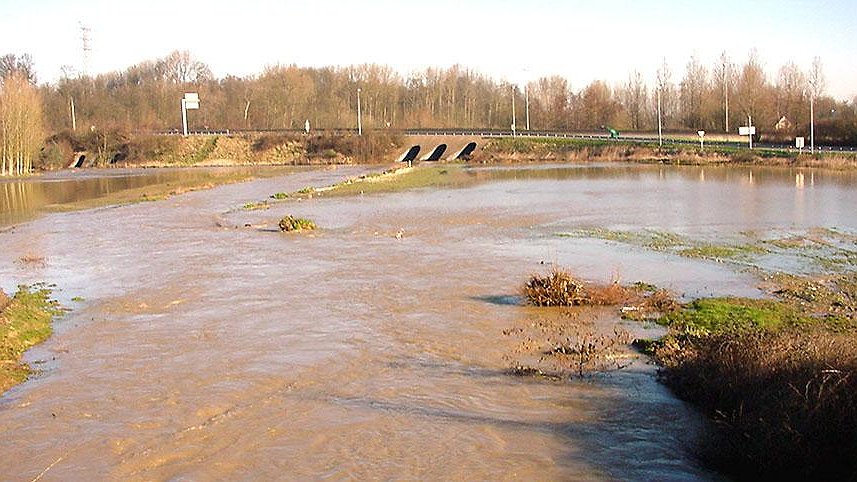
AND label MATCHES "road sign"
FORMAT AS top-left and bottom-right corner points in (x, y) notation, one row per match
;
(739, 126), (756, 136)
(181, 93), (200, 136)
(698, 130), (705, 150)
(184, 93), (199, 110)
(796, 137), (805, 149)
